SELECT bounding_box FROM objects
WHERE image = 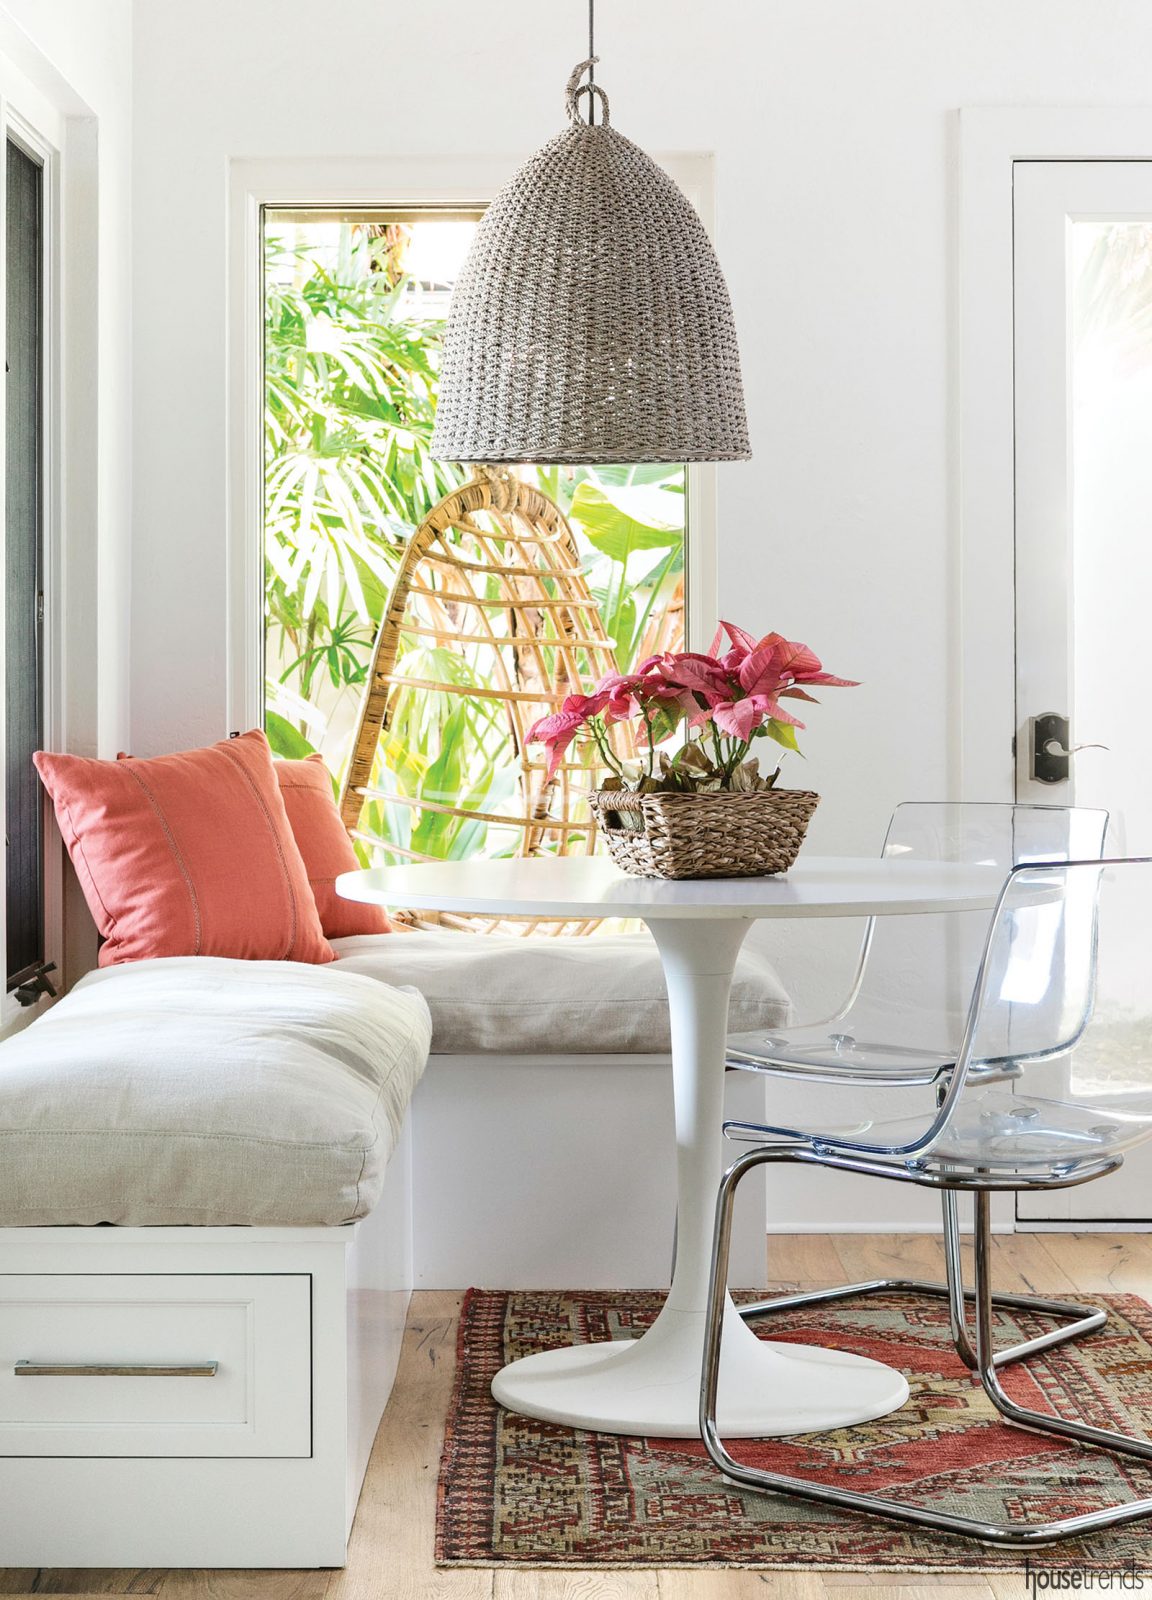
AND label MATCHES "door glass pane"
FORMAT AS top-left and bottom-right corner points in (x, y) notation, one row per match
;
(1070, 219), (1152, 1095)
(1071, 220), (1152, 853)
(5, 139), (45, 987)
